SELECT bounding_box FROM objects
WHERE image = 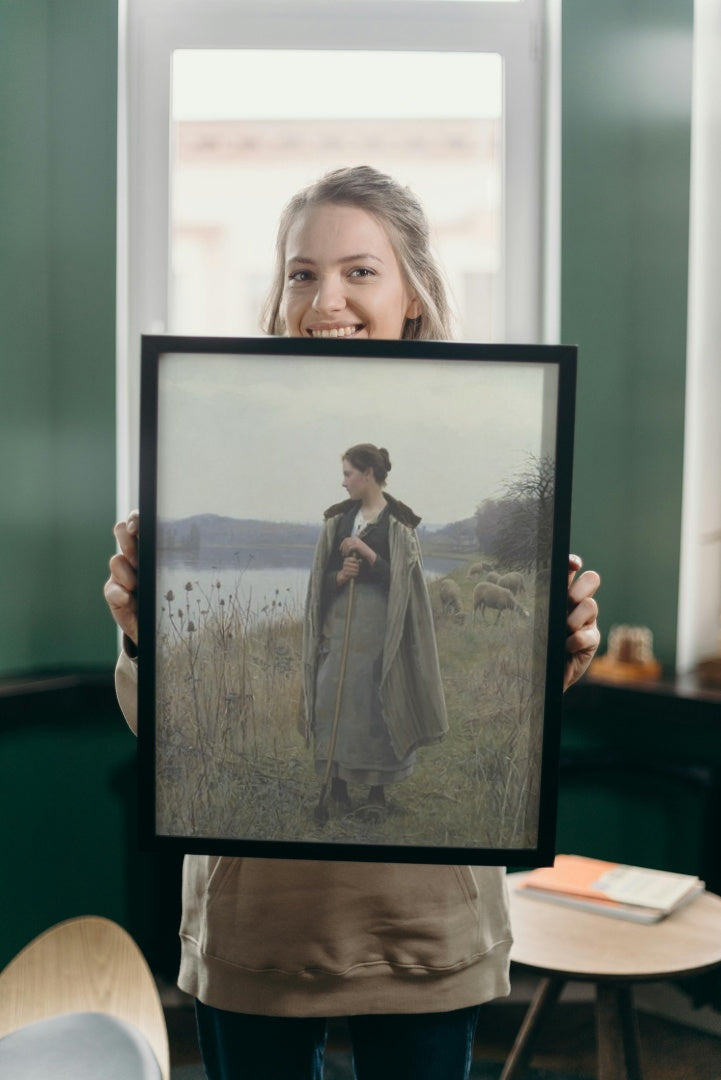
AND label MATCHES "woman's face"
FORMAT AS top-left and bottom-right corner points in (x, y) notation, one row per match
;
(281, 203), (421, 340)
(341, 459), (374, 500)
